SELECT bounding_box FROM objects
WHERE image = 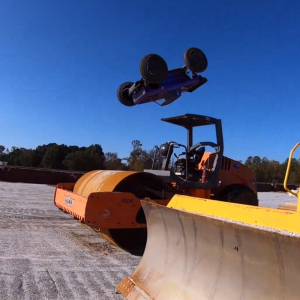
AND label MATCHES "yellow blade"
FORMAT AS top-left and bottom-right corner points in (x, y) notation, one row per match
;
(117, 198), (300, 299)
